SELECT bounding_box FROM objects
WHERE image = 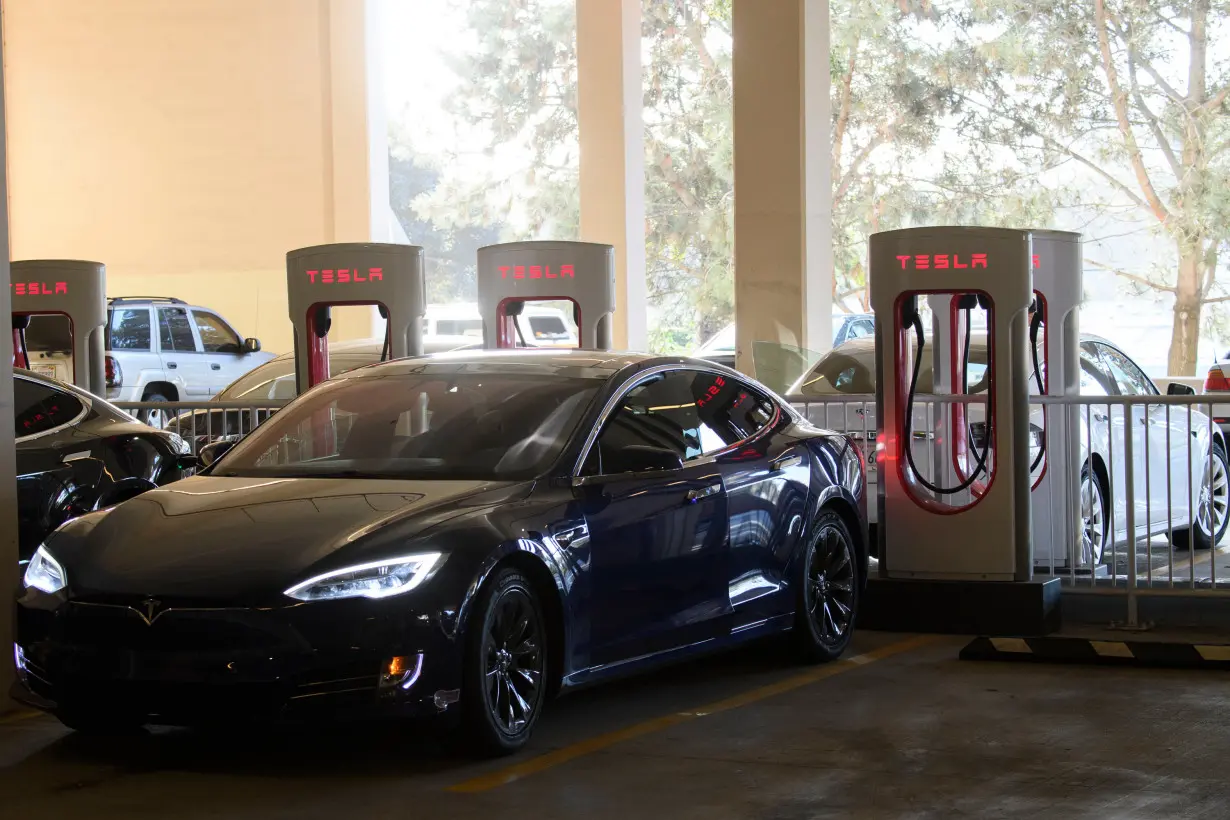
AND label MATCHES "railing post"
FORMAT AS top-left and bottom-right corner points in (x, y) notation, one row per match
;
(1123, 405), (1138, 628)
